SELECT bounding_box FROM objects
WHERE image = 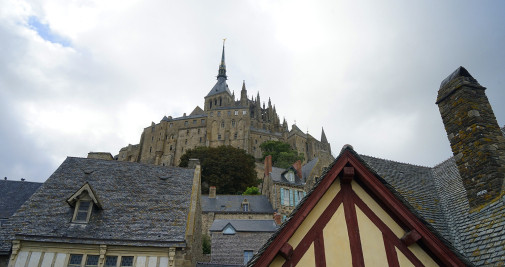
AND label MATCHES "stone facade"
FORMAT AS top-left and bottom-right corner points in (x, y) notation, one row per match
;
(211, 232), (273, 265)
(436, 66), (505, 210)
(117, 45), (331, 167)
